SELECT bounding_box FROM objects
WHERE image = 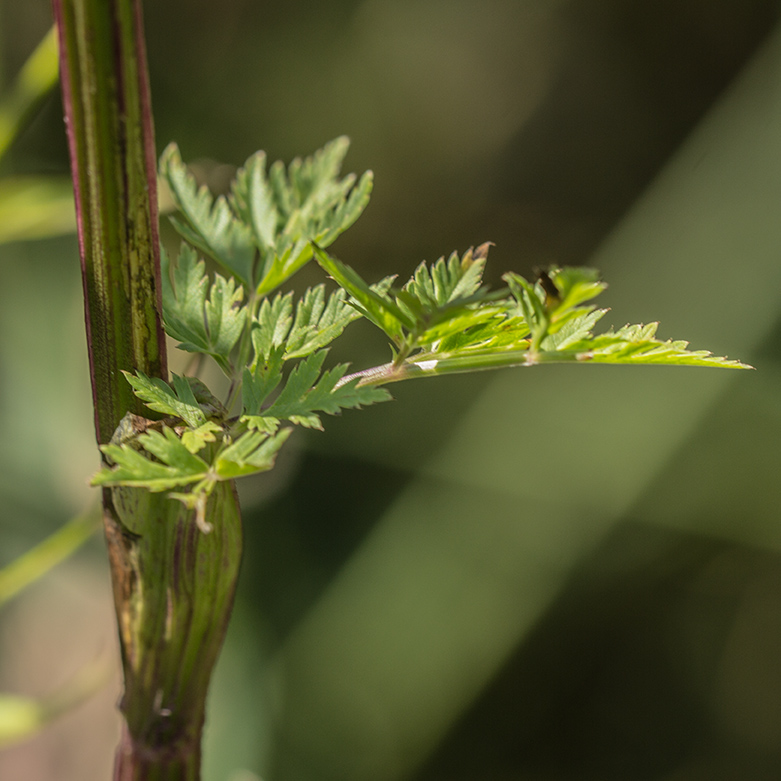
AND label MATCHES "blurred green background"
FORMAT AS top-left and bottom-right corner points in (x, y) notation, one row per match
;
(2, 1), (781, 779)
